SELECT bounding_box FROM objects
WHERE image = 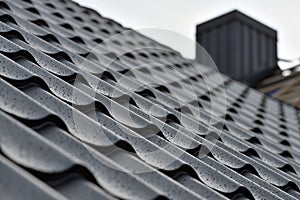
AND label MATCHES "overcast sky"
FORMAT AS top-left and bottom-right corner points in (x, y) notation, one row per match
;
(73, 0), (300, 62)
